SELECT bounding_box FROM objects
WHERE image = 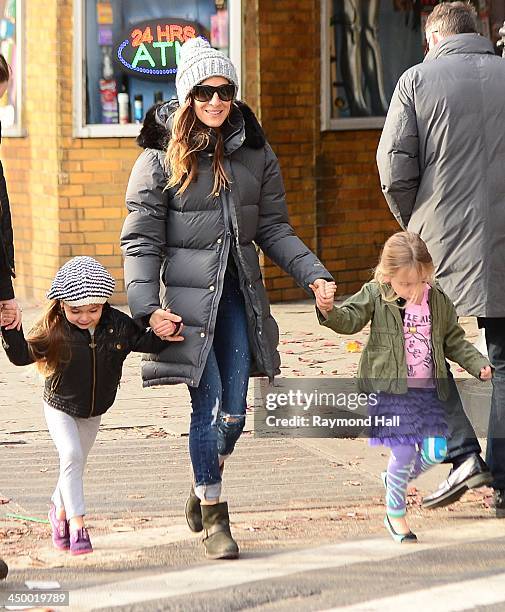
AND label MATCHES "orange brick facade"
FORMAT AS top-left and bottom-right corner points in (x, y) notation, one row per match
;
(2, 0), (398, 304)
(251, 0), (398, 300)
